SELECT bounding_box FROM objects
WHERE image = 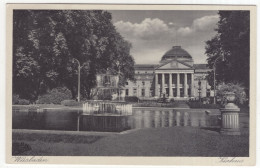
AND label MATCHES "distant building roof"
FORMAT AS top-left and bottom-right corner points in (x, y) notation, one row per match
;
(161, 46), (192, 61)
(135, 64), (211, 70)
(193, 64), (210, 69)
(134, 64), (158, 70)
